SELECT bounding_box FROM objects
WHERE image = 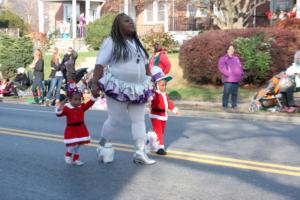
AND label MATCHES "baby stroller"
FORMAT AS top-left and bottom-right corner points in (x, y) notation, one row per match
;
(249, 73), (284, 112)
